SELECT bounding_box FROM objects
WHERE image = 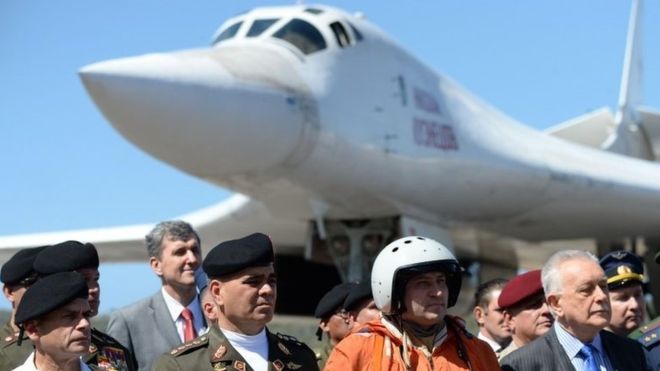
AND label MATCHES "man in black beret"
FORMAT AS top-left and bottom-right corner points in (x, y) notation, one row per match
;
(153, 232), (319, 370)
(13, 271), (97, 370)
(344, 281), (380, 326)
(34, 240), (137, 371)
(313, 282), (355, 369)
(0, 245), (47, 370)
